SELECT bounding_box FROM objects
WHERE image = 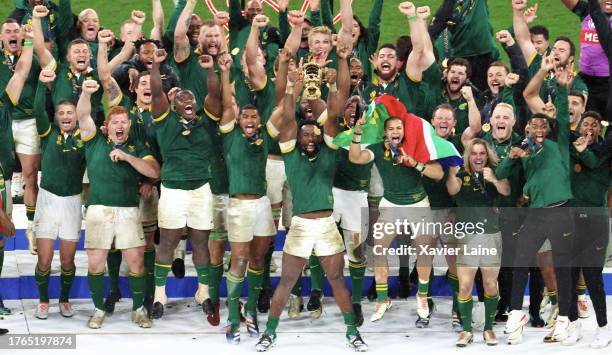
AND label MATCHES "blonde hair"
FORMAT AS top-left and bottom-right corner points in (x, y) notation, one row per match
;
(492, 103), (515, 120)
(78, 9), (98, 22)
(462, 138), (499, 175)
(308, 26), (332, 46)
